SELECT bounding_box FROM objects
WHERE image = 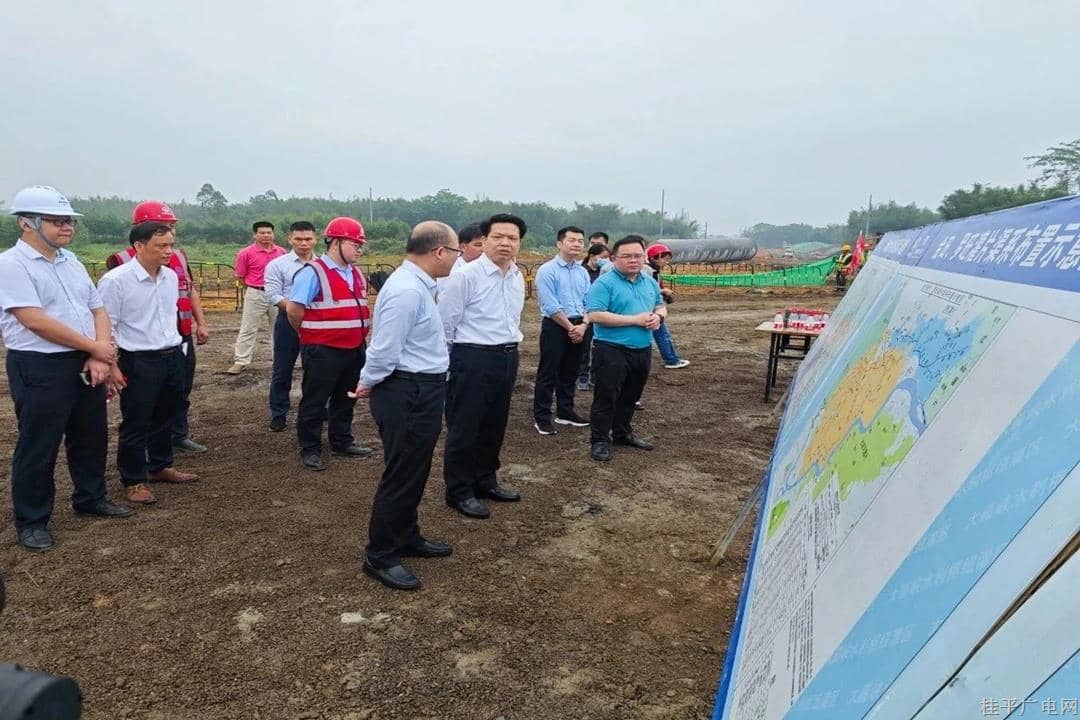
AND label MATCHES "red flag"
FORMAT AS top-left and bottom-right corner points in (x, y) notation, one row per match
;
(850, 232), (867, 274)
